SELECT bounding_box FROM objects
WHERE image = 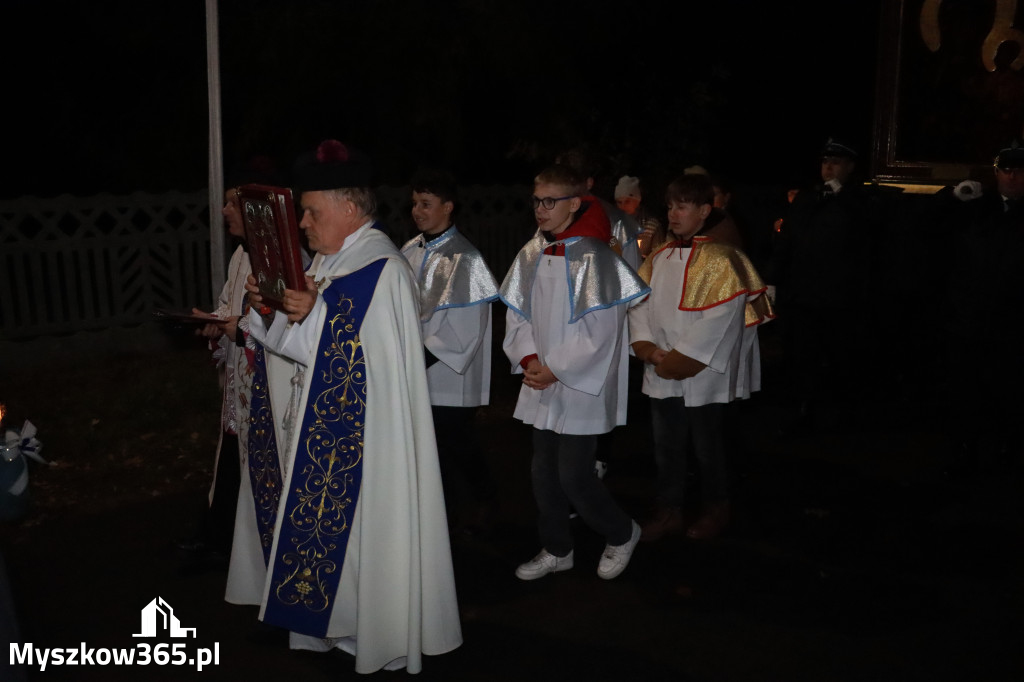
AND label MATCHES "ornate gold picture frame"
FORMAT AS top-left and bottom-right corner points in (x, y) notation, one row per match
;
(872, 0), (1024, 186)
